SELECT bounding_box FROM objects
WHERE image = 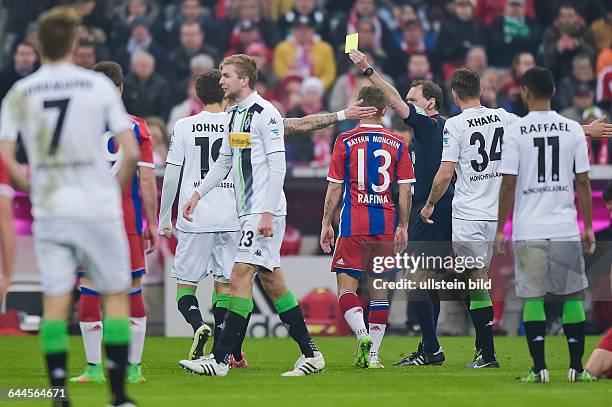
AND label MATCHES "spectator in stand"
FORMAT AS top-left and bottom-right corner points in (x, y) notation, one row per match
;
(505, 51), (535, 116)
(167, 77), (205, 136)
(227, 0), (280, 48)
(110, 0), (162, 50)
(274, 15), (336, 91)
(225, 19), (264, 56)
(274, 74), (303, 113)
(1, 0), (48, 64)
(286, 77), (327, 163)
(168, 22), (220, 82)
(583, 107), (610, 165)
(480, 68), (512, 110)
(487, 0), (541, 67)
(465, 45), (488, 72)
(560, 83), (597, 123)
(596, 47), (612, 76)
(474, 0), (535, 27)
(74, 40), (97, 70)
(396, 53), (438, 104)
(348, 17), (401, 79)
(279, 0), (329, 41)
(0, 41), (38, 101)
(145, 116), (170, 176)
(596, 63), (612, 106)
(398, 17), (440, 77)
(247, 42), (278, 90)
(437, 0), (485, 67)
(113, 16), (167, 77)
(555, 53), (596, 111)
(169, 54), (215, 111)
(591, 3), (612, 53)
(77, 24), (111, 62)
(311, 124), (334, 168)
(540, 2), (597, 80)
(73, 0), (112, 37)
(123, 50), (170, 119)
(166, 0), (221, 48)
